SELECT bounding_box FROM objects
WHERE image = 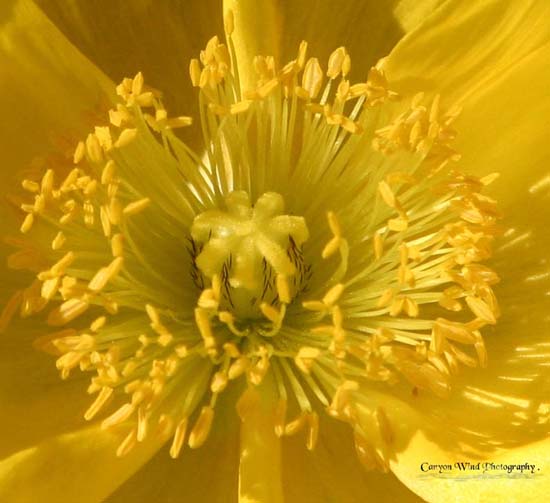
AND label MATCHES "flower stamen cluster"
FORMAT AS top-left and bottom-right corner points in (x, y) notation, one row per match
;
(1, 11), (500, 467)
